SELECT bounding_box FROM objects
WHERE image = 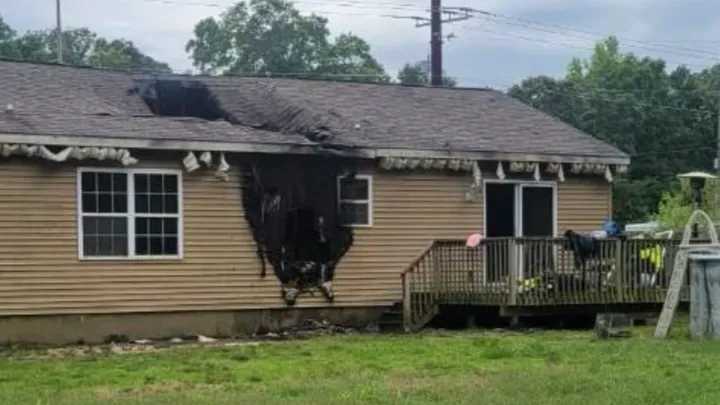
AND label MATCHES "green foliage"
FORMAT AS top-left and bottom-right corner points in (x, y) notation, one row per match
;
(656, 179), (720, 231)
(510, 36), (718, 223)
(186, 0), (387, 81)
(397, 60), (457, 87)
(0, 14), (170, 72)
(88, 39), (170, 72)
